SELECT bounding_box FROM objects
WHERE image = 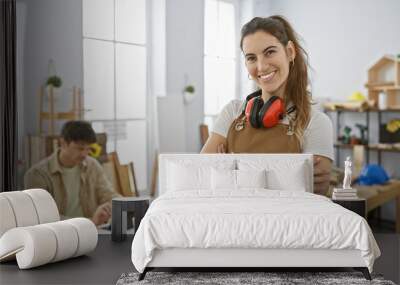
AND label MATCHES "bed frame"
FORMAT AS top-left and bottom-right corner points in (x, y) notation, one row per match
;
(138, 248), (371, 280)
(138, 154), (372, 281)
